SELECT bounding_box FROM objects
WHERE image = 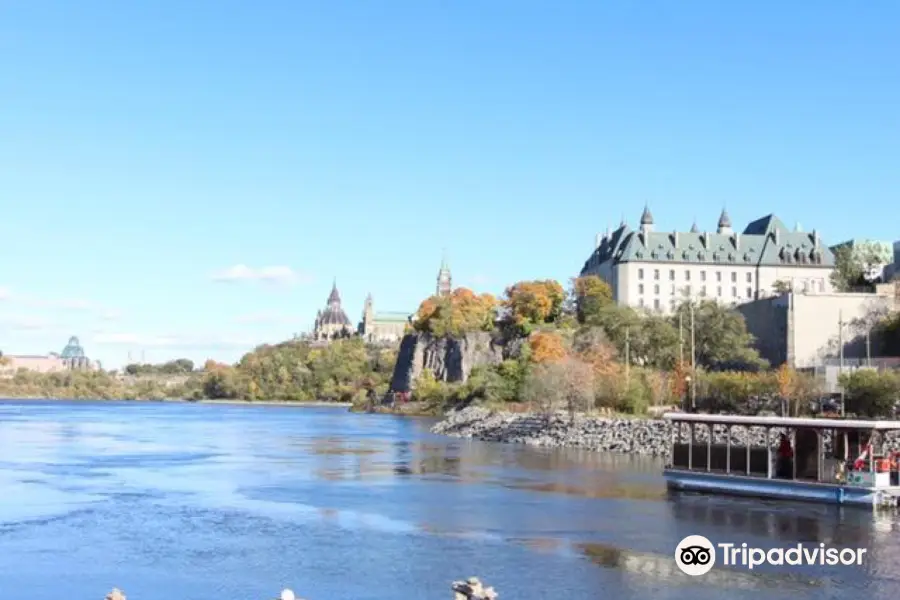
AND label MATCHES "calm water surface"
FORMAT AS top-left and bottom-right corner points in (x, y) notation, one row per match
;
(1, 401), (900, 599)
